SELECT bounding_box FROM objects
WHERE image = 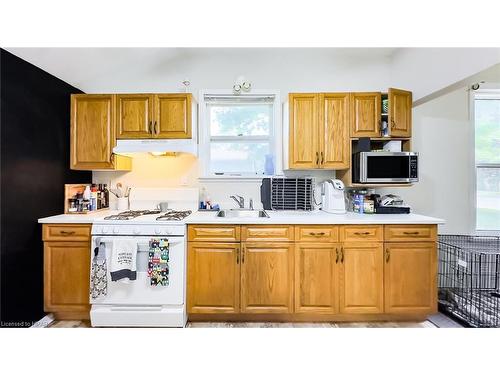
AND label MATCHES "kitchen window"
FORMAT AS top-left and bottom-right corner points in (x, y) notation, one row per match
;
(475, 91), (500, 232)
(199, 91), (281, 178)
